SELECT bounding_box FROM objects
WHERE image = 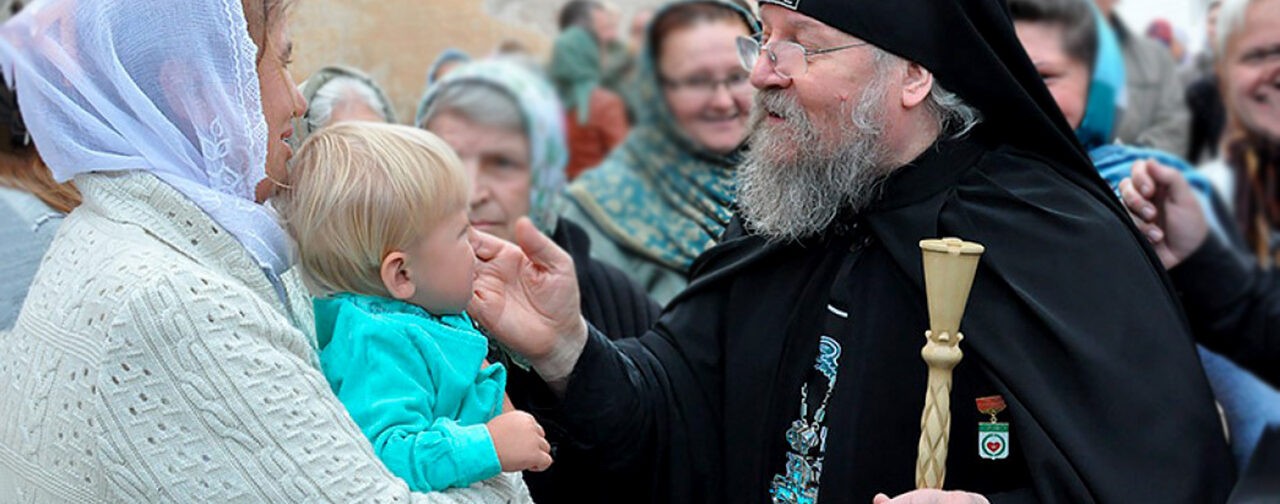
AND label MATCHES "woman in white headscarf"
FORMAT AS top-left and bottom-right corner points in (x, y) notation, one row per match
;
(0, 1), (528, 502)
